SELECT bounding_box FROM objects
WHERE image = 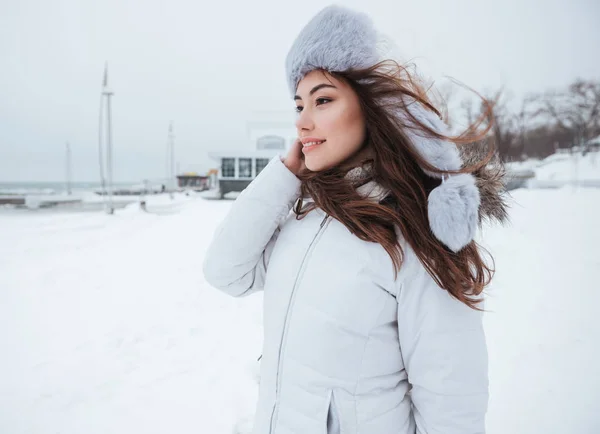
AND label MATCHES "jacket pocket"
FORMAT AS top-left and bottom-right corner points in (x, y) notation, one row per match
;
(326, 389), (341, 434)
